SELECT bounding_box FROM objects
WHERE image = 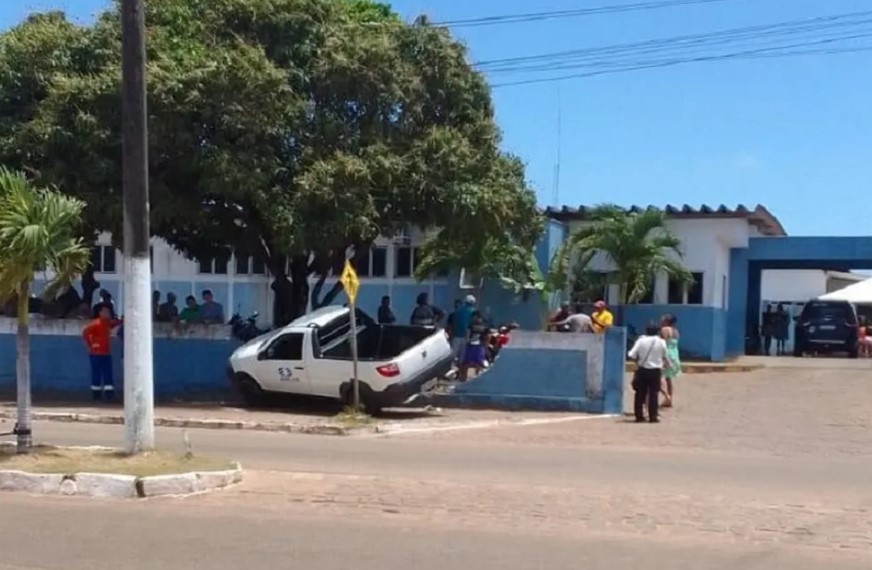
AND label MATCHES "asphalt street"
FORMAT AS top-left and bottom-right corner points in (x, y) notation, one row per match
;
(0, 420), (870, 569)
